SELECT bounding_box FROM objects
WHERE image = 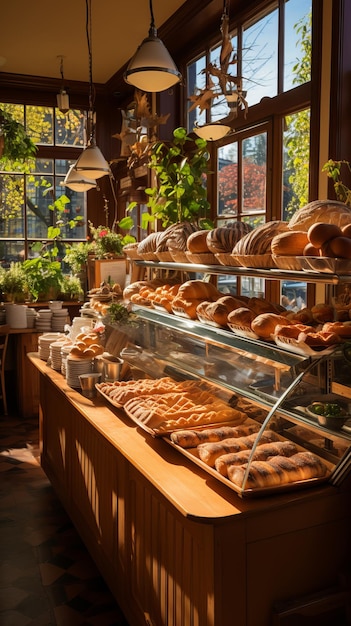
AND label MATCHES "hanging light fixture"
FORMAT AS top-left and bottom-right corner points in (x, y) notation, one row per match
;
(190, 0), (248, 141)
(56, 56), (70, 114)
(124, 0), (181, 93)
(60, 164), (96, 192)
(74, 0), (111, 179)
